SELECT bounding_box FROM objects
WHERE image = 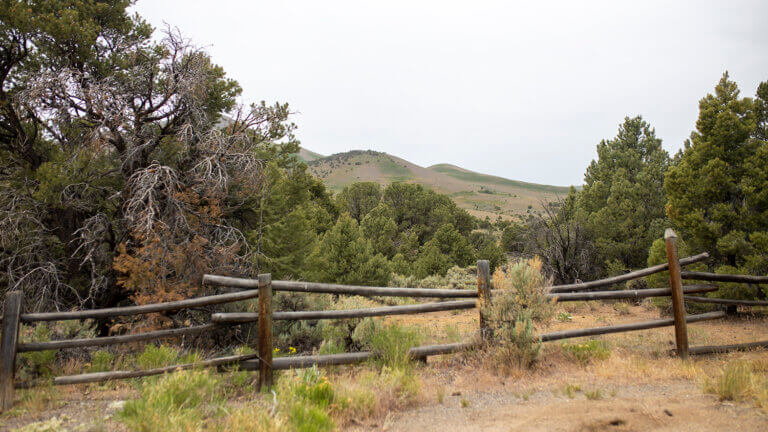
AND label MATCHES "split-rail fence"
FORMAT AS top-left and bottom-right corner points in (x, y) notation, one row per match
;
(0, 229), (765, 412)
